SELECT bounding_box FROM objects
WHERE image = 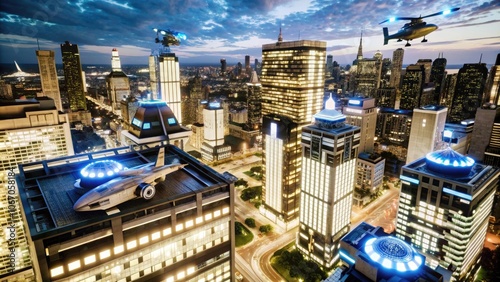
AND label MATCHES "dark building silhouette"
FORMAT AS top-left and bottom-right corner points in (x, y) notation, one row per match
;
(61, 41), (86, 111)
(400, 64), (425, 110)
(246, 71), (262, 131)
(448, 63), (488, 123)
(430, 55), (447, 104)
(487, 53), (500, 105)
(220, 58), (227, 76)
